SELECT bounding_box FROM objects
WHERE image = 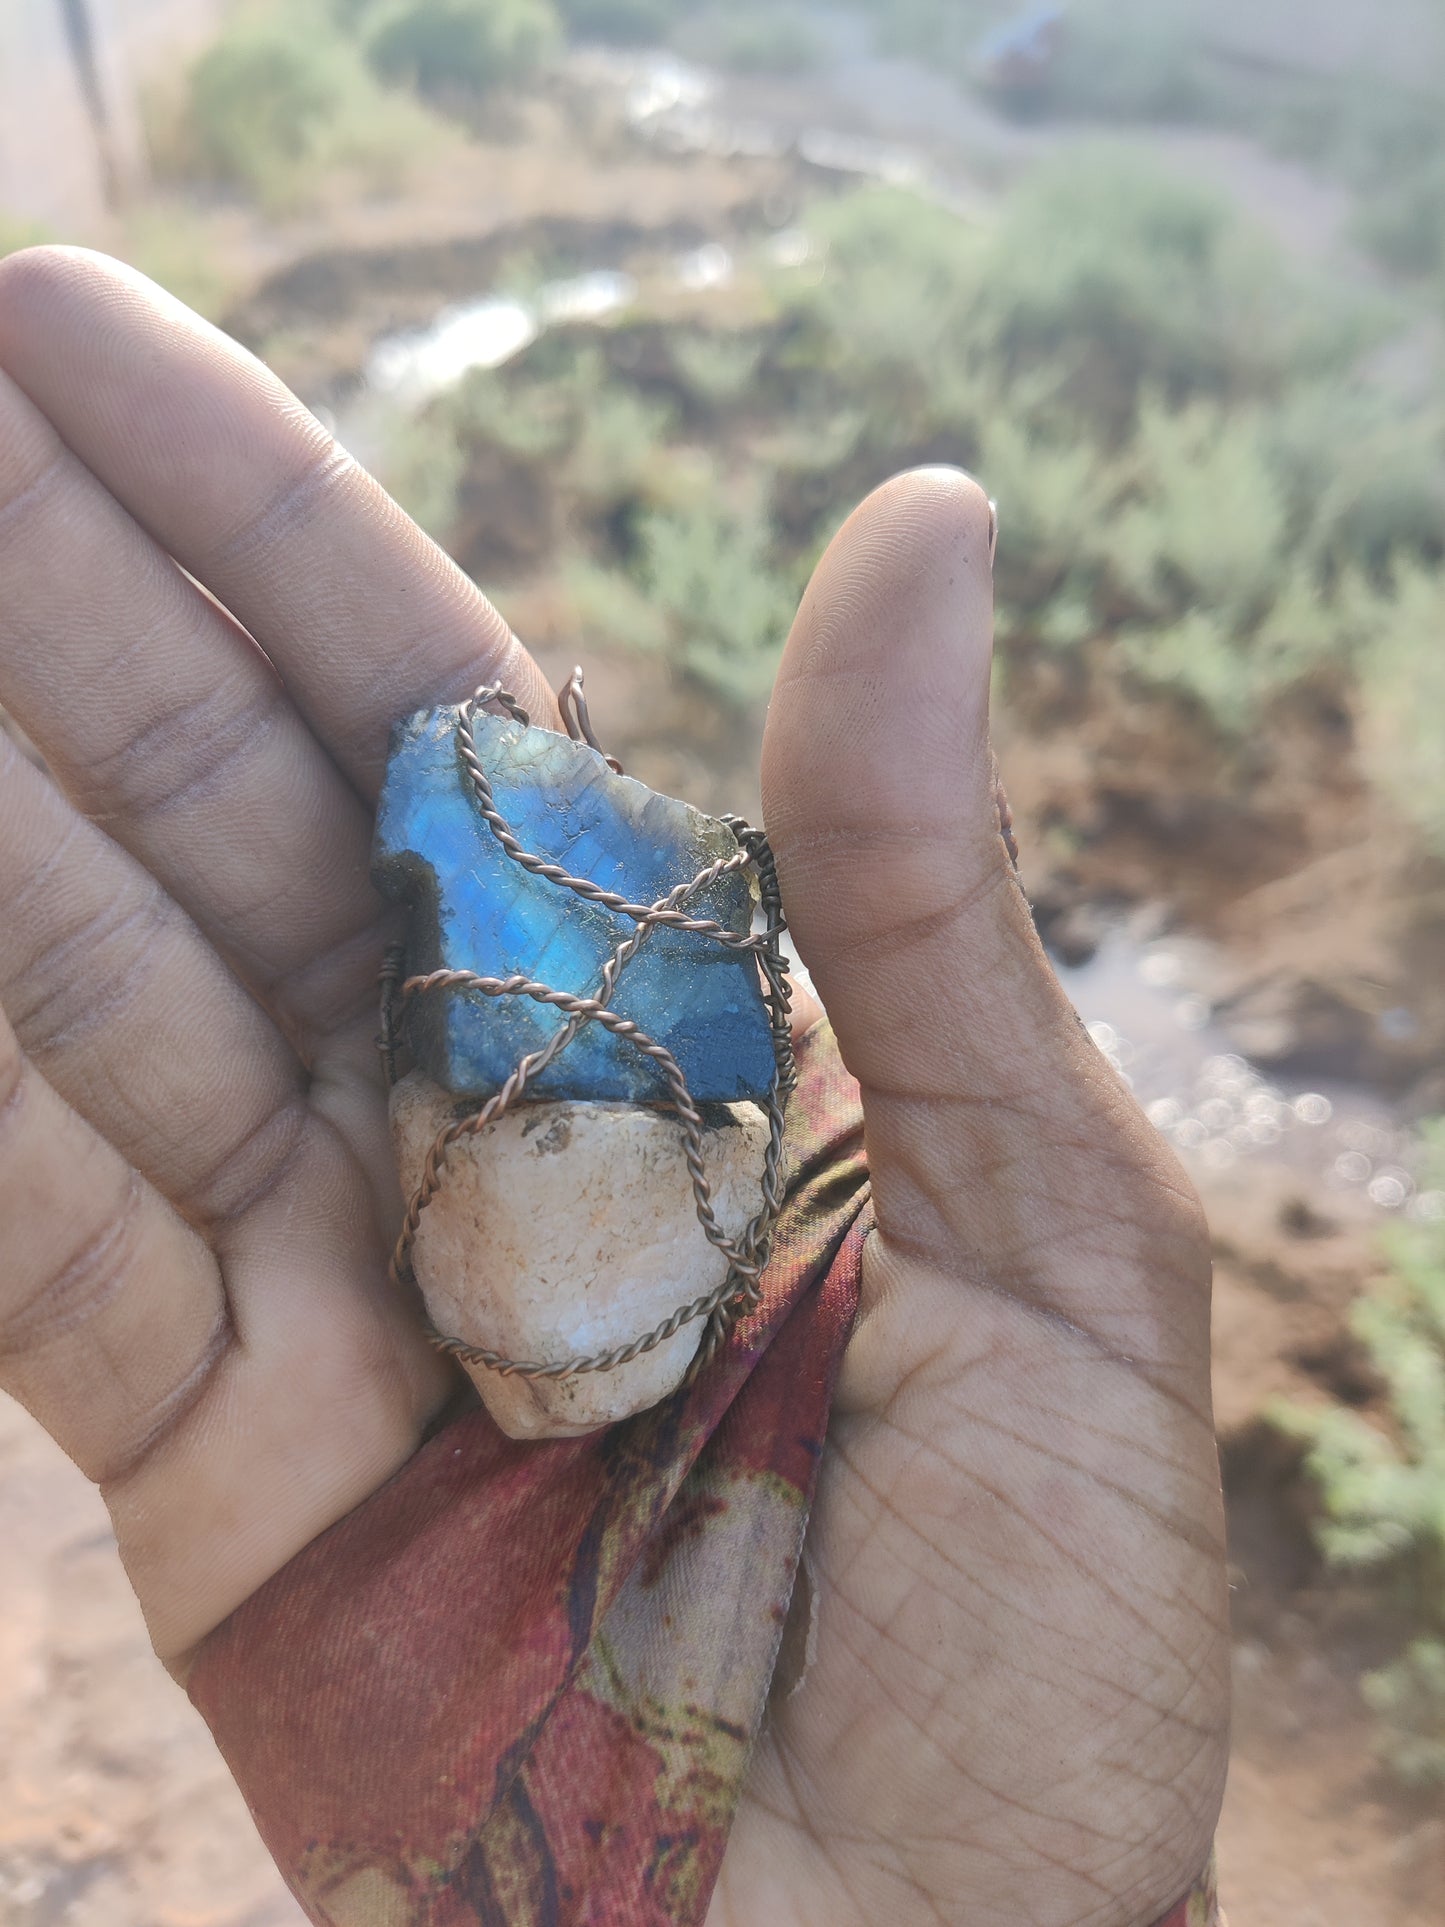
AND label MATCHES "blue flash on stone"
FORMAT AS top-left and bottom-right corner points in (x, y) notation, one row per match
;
(372, 706), (775, 1103)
